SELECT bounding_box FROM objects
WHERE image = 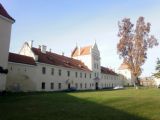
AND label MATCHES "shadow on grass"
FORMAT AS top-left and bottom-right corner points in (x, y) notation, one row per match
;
(0, 92), (148, 120)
